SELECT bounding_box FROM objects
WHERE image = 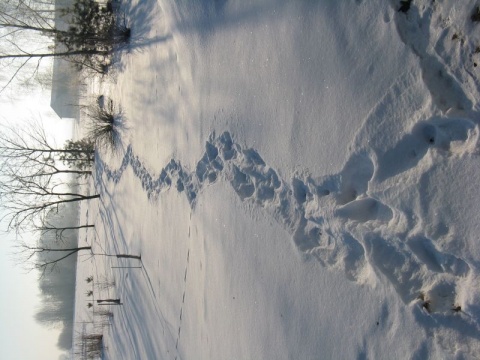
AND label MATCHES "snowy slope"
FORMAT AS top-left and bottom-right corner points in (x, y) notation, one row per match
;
(73, 0), (480, 359)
